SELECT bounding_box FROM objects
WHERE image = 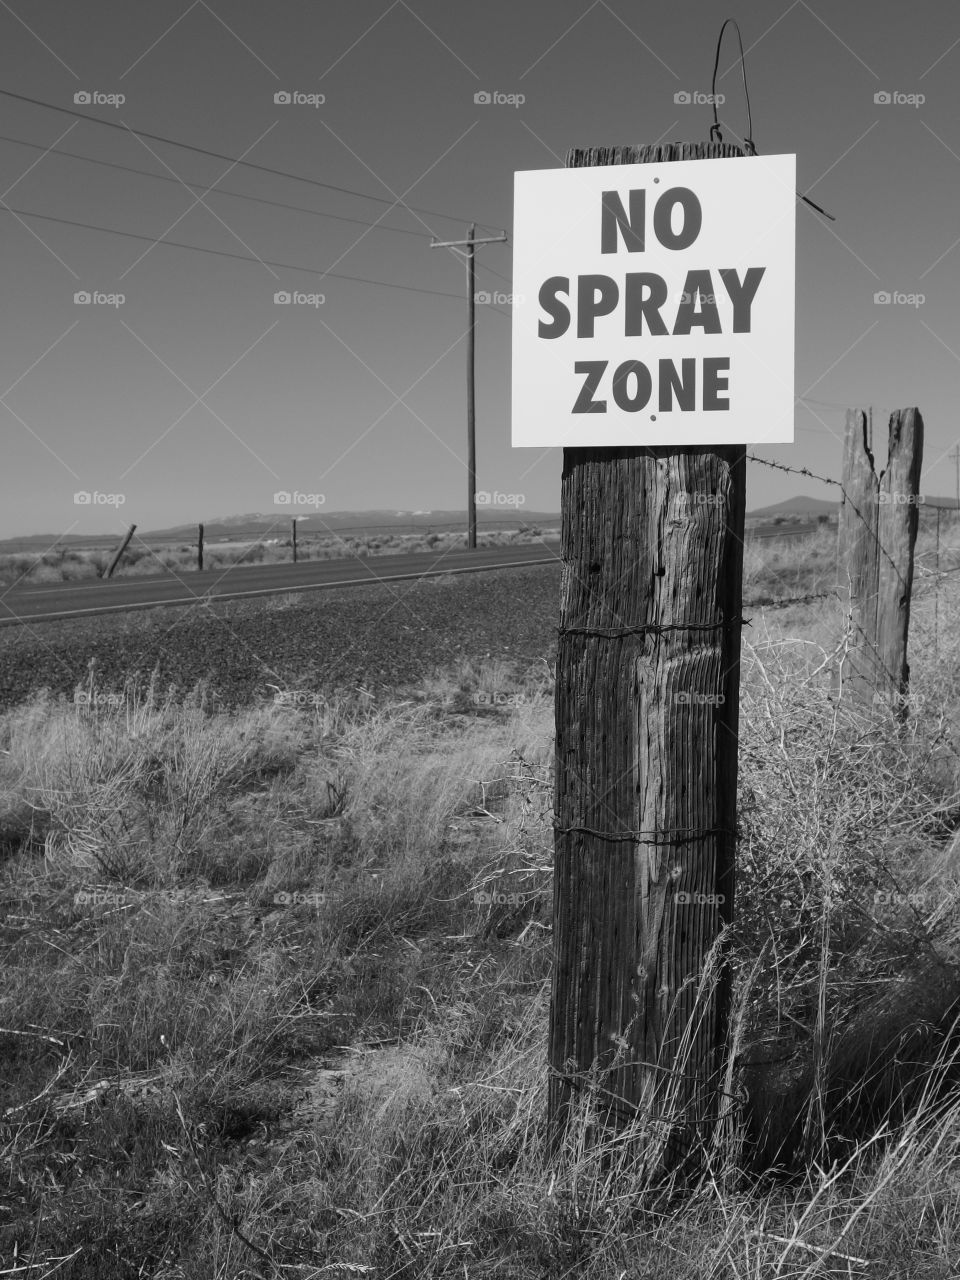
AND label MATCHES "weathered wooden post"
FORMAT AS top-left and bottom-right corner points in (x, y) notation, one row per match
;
(552, 431), (745, 1168)
(512, 140), (794, 1170)
(198, 522), (204, 571)
(934, 505), (941, 656)
(292, 517), (298, 564)
(105, 523), (136, 578)
(535, 140), (761, 1173)
(836, 407), (923, 710)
